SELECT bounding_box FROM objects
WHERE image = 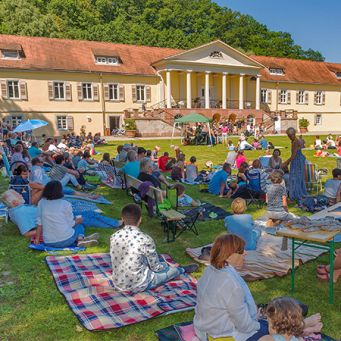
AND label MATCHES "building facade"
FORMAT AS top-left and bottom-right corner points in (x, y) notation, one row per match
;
(0, 35), (340, 136)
